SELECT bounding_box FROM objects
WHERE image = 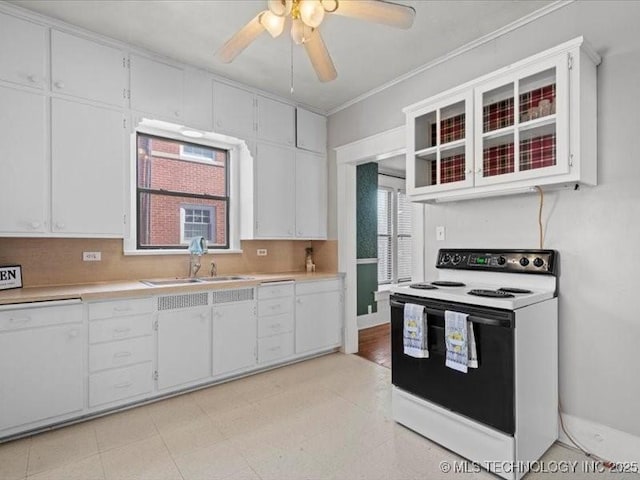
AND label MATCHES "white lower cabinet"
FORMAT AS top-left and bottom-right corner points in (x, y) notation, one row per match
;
(0, 303), (83, 431)
(212, 300), (257, 376)
(89, 363), (153, 408)
(157, 307), (211, 390)
(258, 332), (294, 364)
(257, 283), (295, 364)
(295, 280), (343, 354)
